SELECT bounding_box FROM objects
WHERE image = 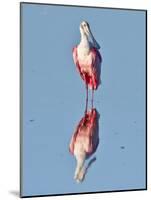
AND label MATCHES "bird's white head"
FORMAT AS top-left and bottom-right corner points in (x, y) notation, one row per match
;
(79, 21), (100, 49)
(80, 21), (90, 37)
